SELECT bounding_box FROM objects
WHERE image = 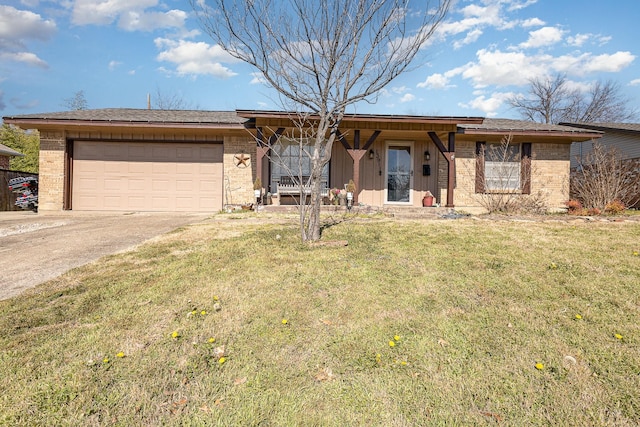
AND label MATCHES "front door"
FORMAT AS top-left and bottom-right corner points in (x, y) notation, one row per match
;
(386, 143), (413, 203)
